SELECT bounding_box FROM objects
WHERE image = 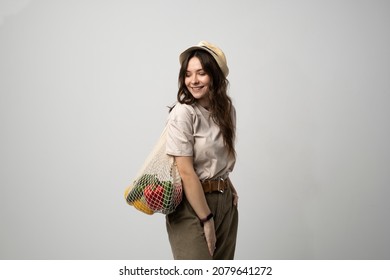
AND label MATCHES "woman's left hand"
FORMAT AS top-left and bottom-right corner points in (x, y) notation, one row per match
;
(232, 192), (239, 206)
(228, 179), (238, 206)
